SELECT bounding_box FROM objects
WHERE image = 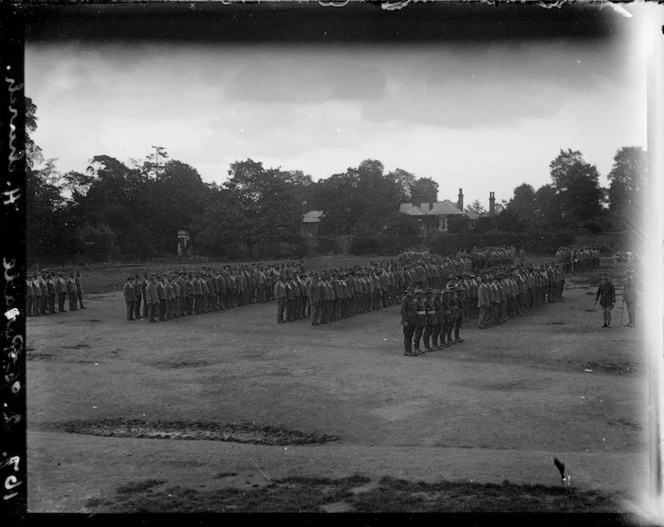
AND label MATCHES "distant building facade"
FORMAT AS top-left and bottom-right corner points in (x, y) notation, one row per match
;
(400, 189), (502, 237)
(302, 210), (325, 236)
(177, 230), (191, 256)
